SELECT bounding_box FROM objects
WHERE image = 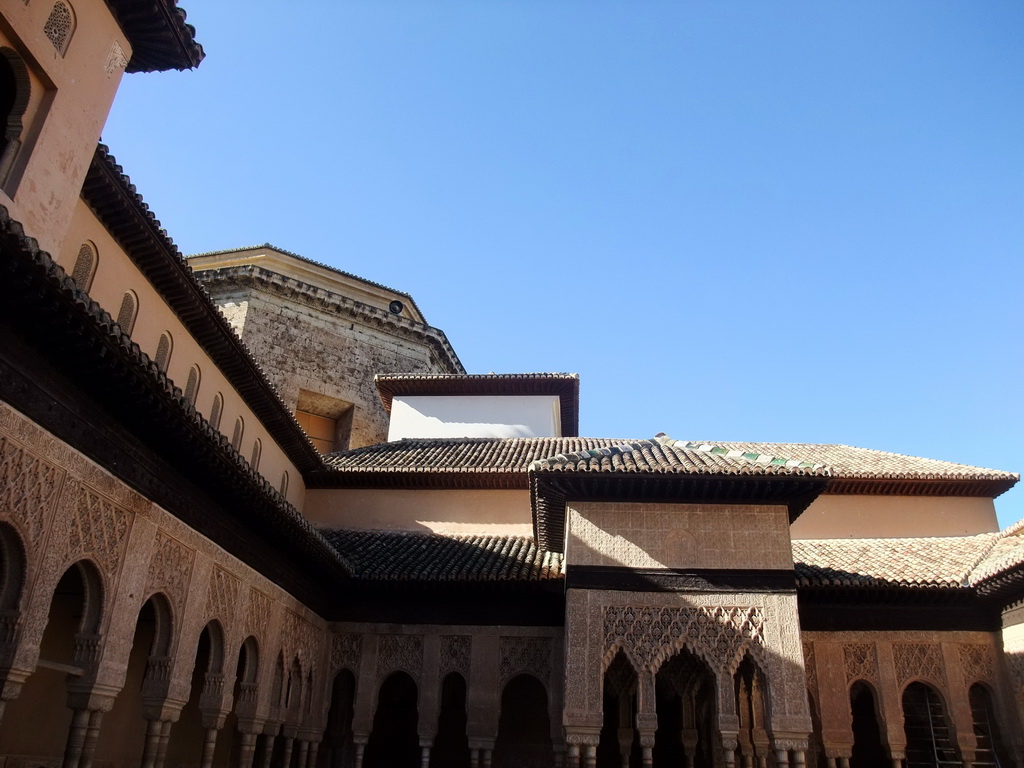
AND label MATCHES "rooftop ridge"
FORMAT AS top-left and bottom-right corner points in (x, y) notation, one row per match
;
(666, 436), (830, 472)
